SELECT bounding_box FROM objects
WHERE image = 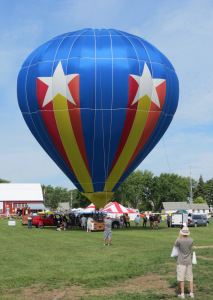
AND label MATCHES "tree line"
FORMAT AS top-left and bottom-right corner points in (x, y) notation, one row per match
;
(1, 172), (212, 211)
